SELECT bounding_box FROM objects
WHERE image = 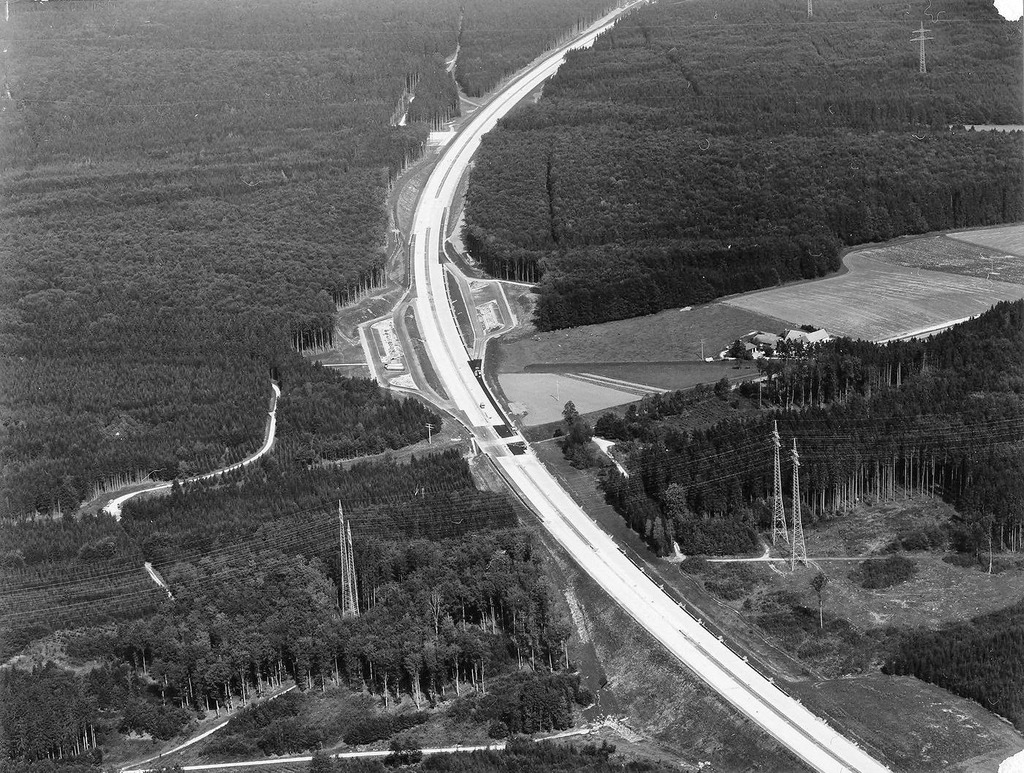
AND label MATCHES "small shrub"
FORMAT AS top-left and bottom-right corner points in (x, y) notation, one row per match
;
(854, 555), (917, 589)
(679, 555), (709, 574)
(343, 712), (429, 746)
(895, 524), (947, 551)
(385, 737), (423, 768)
(488, 720), (509, 739)
(943, 551), (980, 568)
(204, 735), (260, 758)
(673, 517), (758, 555)
(257, 717), (322, 755)
(703, 564), (766, 601)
